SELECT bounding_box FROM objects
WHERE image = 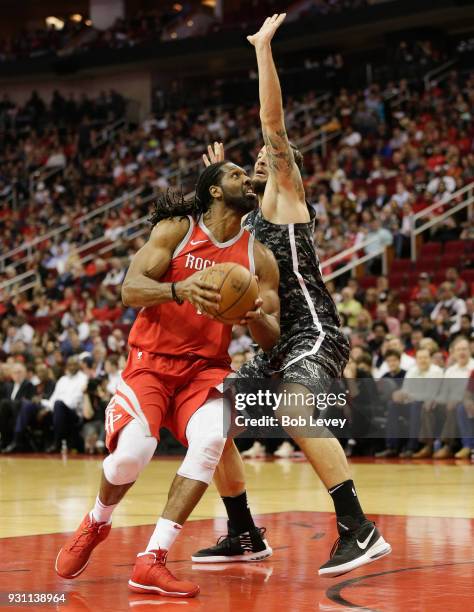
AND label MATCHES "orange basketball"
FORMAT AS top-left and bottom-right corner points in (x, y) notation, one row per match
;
(200, 262), (258, 324)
